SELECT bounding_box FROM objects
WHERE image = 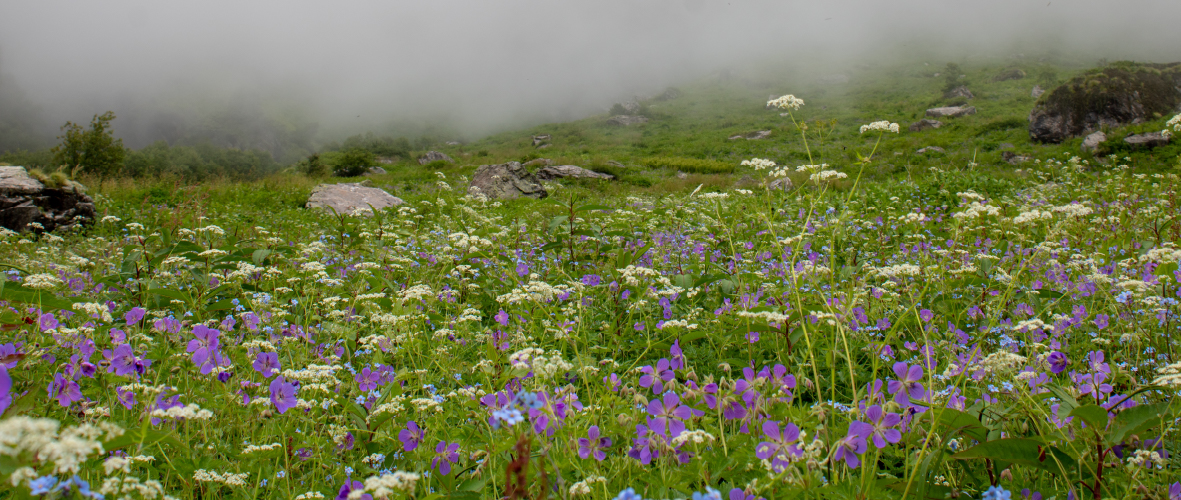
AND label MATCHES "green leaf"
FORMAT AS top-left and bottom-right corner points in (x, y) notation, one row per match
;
(1109, 402), (1168, 443)
(148, 288), (191, 303)
(252, 249), (272, 266)
(952, 438), (1076, 475)
(930, 408), (989, 442)
(1069, 404), (1110, 431)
